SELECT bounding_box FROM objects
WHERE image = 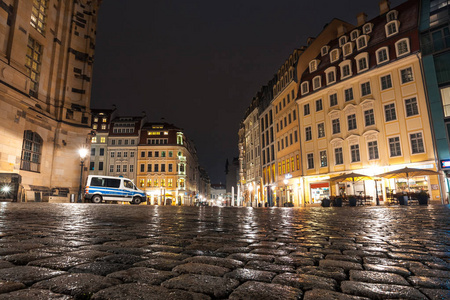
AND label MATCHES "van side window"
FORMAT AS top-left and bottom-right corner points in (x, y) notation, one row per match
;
(91, 177), (105, 187)
(124, 180), (134, 189)
(106, 179), (121, 188)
